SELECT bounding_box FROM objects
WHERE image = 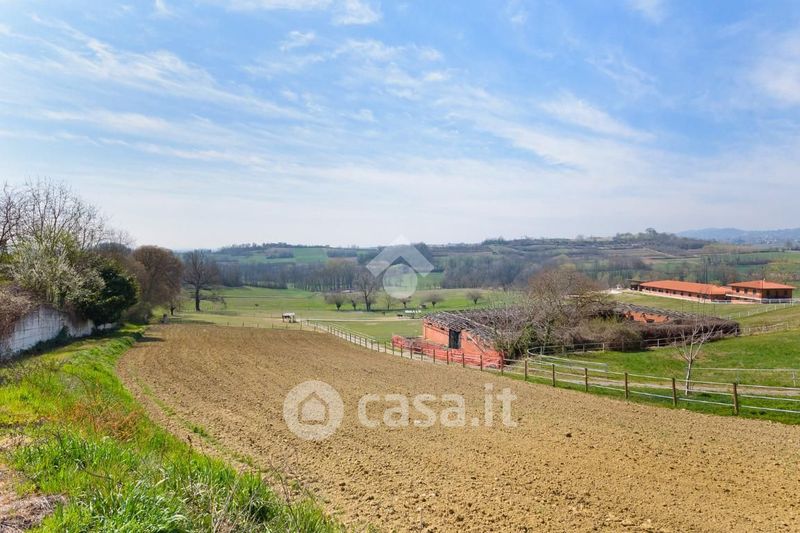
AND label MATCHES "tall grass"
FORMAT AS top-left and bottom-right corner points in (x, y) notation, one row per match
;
(0, 327), (342, 532)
